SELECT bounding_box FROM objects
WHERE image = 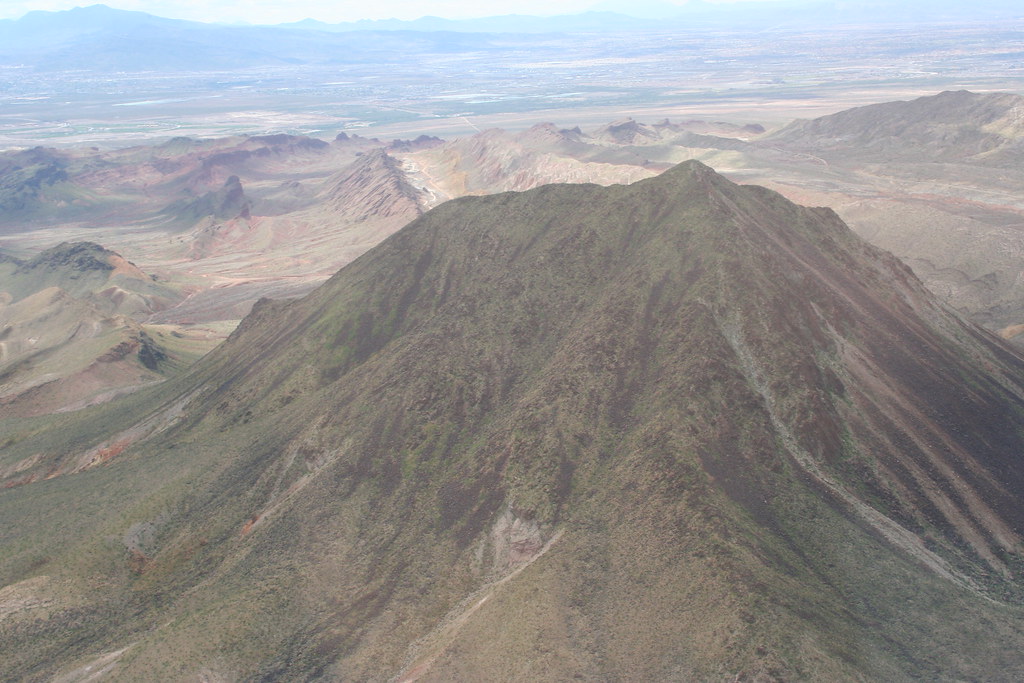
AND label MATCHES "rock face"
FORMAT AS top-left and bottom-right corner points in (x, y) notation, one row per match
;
(4, 161), (1024, 680)
(167, 174), (252, 224)
(318, 149), (426, 220)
